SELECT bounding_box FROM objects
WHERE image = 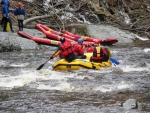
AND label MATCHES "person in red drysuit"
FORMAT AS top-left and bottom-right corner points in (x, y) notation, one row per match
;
(86, 44), (111, 62)
(74, 38), (86, 59)
(50, 37), (76, 62)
